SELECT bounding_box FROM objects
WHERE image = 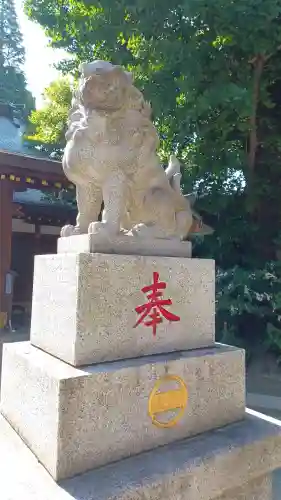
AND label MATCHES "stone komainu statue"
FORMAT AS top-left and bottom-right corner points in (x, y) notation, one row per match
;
(61, 60), (195, 241)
